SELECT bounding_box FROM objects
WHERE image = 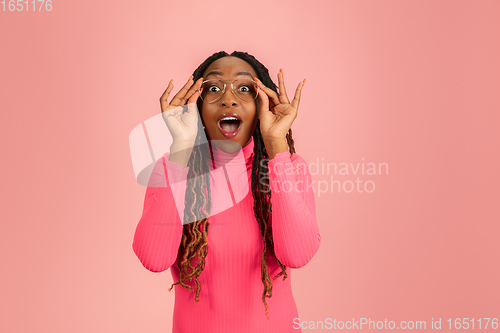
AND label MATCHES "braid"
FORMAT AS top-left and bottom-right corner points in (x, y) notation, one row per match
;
(168, 51), (297, 319)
